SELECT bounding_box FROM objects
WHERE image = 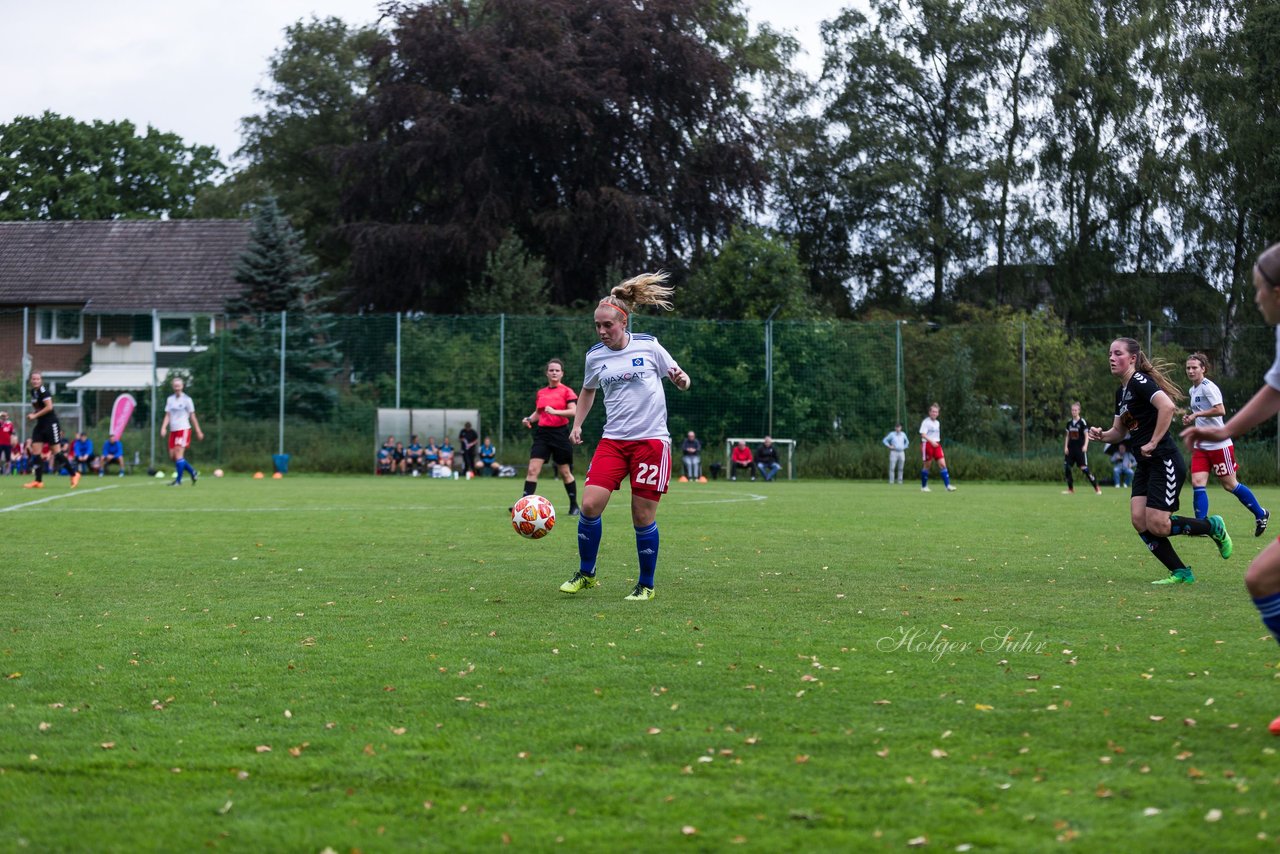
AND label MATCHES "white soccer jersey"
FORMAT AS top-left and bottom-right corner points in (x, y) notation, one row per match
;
(1268, 328), (1280, 392)
(582, 333), (676, 440)
(919, 417), (941, 444)
(1189, 378), (1230, 451)
(165, 393), (196, 431)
